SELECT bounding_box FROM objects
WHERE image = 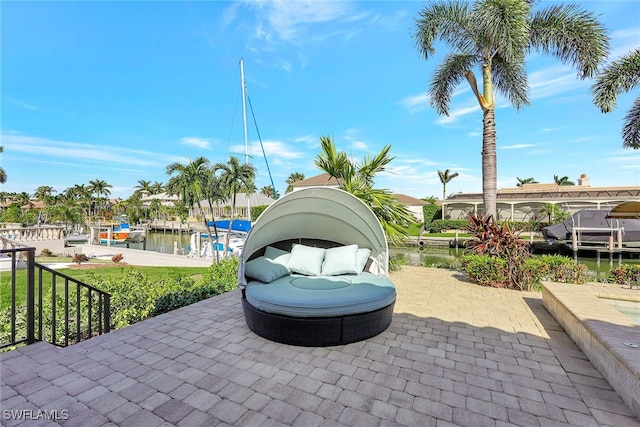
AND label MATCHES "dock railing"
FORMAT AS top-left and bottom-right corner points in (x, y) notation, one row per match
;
(1, 240), (111, 350)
